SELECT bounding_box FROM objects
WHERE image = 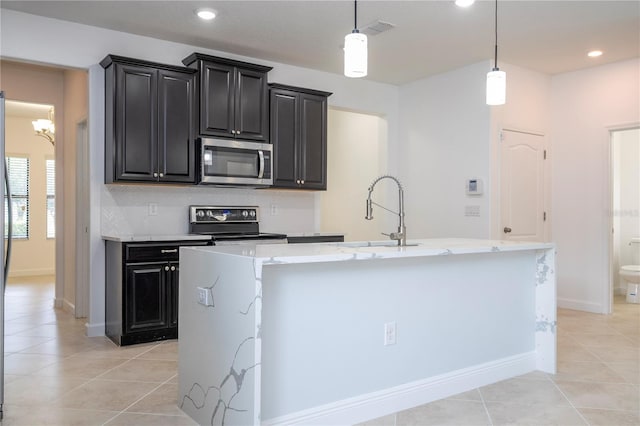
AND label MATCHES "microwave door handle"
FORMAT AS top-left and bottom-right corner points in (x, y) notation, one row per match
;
(258, 150), (265, 179)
